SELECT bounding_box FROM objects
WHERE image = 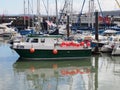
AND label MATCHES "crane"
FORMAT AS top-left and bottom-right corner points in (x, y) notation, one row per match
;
(115, 0), (120, 8)
(58, 0), (73, 24)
